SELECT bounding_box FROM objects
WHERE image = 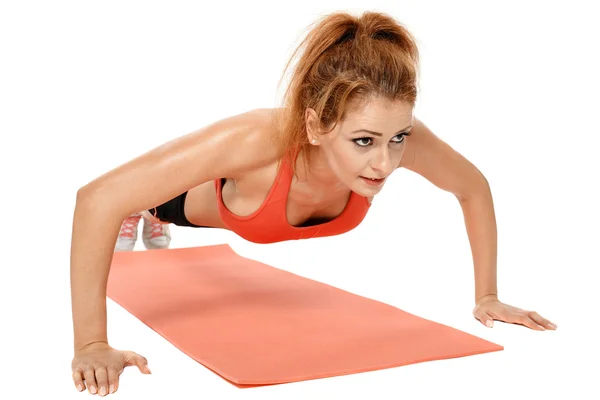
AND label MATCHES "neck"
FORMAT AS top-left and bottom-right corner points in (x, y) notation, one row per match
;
(293, 146), (349, 203)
